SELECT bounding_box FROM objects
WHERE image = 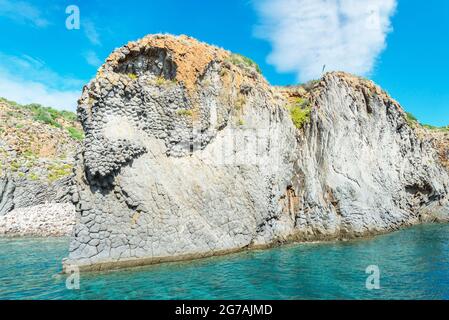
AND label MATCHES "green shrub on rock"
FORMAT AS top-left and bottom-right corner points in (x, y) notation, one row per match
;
(29, 172), (39, 181)
(67, 127), (84, 141)
(47, 164), (73, 182)
(289, 98), (312, 129)
(32, 108), (62, 128)
(405, 112), (418, 127)
(227, 53), (262, 75)
(405, 112), (448, 131)
(176, 109), (193, 117)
